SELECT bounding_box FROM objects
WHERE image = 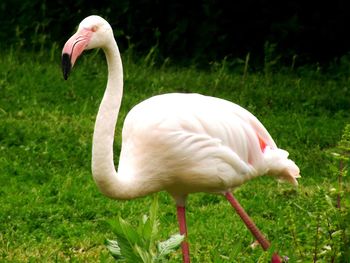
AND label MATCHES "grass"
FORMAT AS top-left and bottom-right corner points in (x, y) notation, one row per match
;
(0, 47), (349, 262)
